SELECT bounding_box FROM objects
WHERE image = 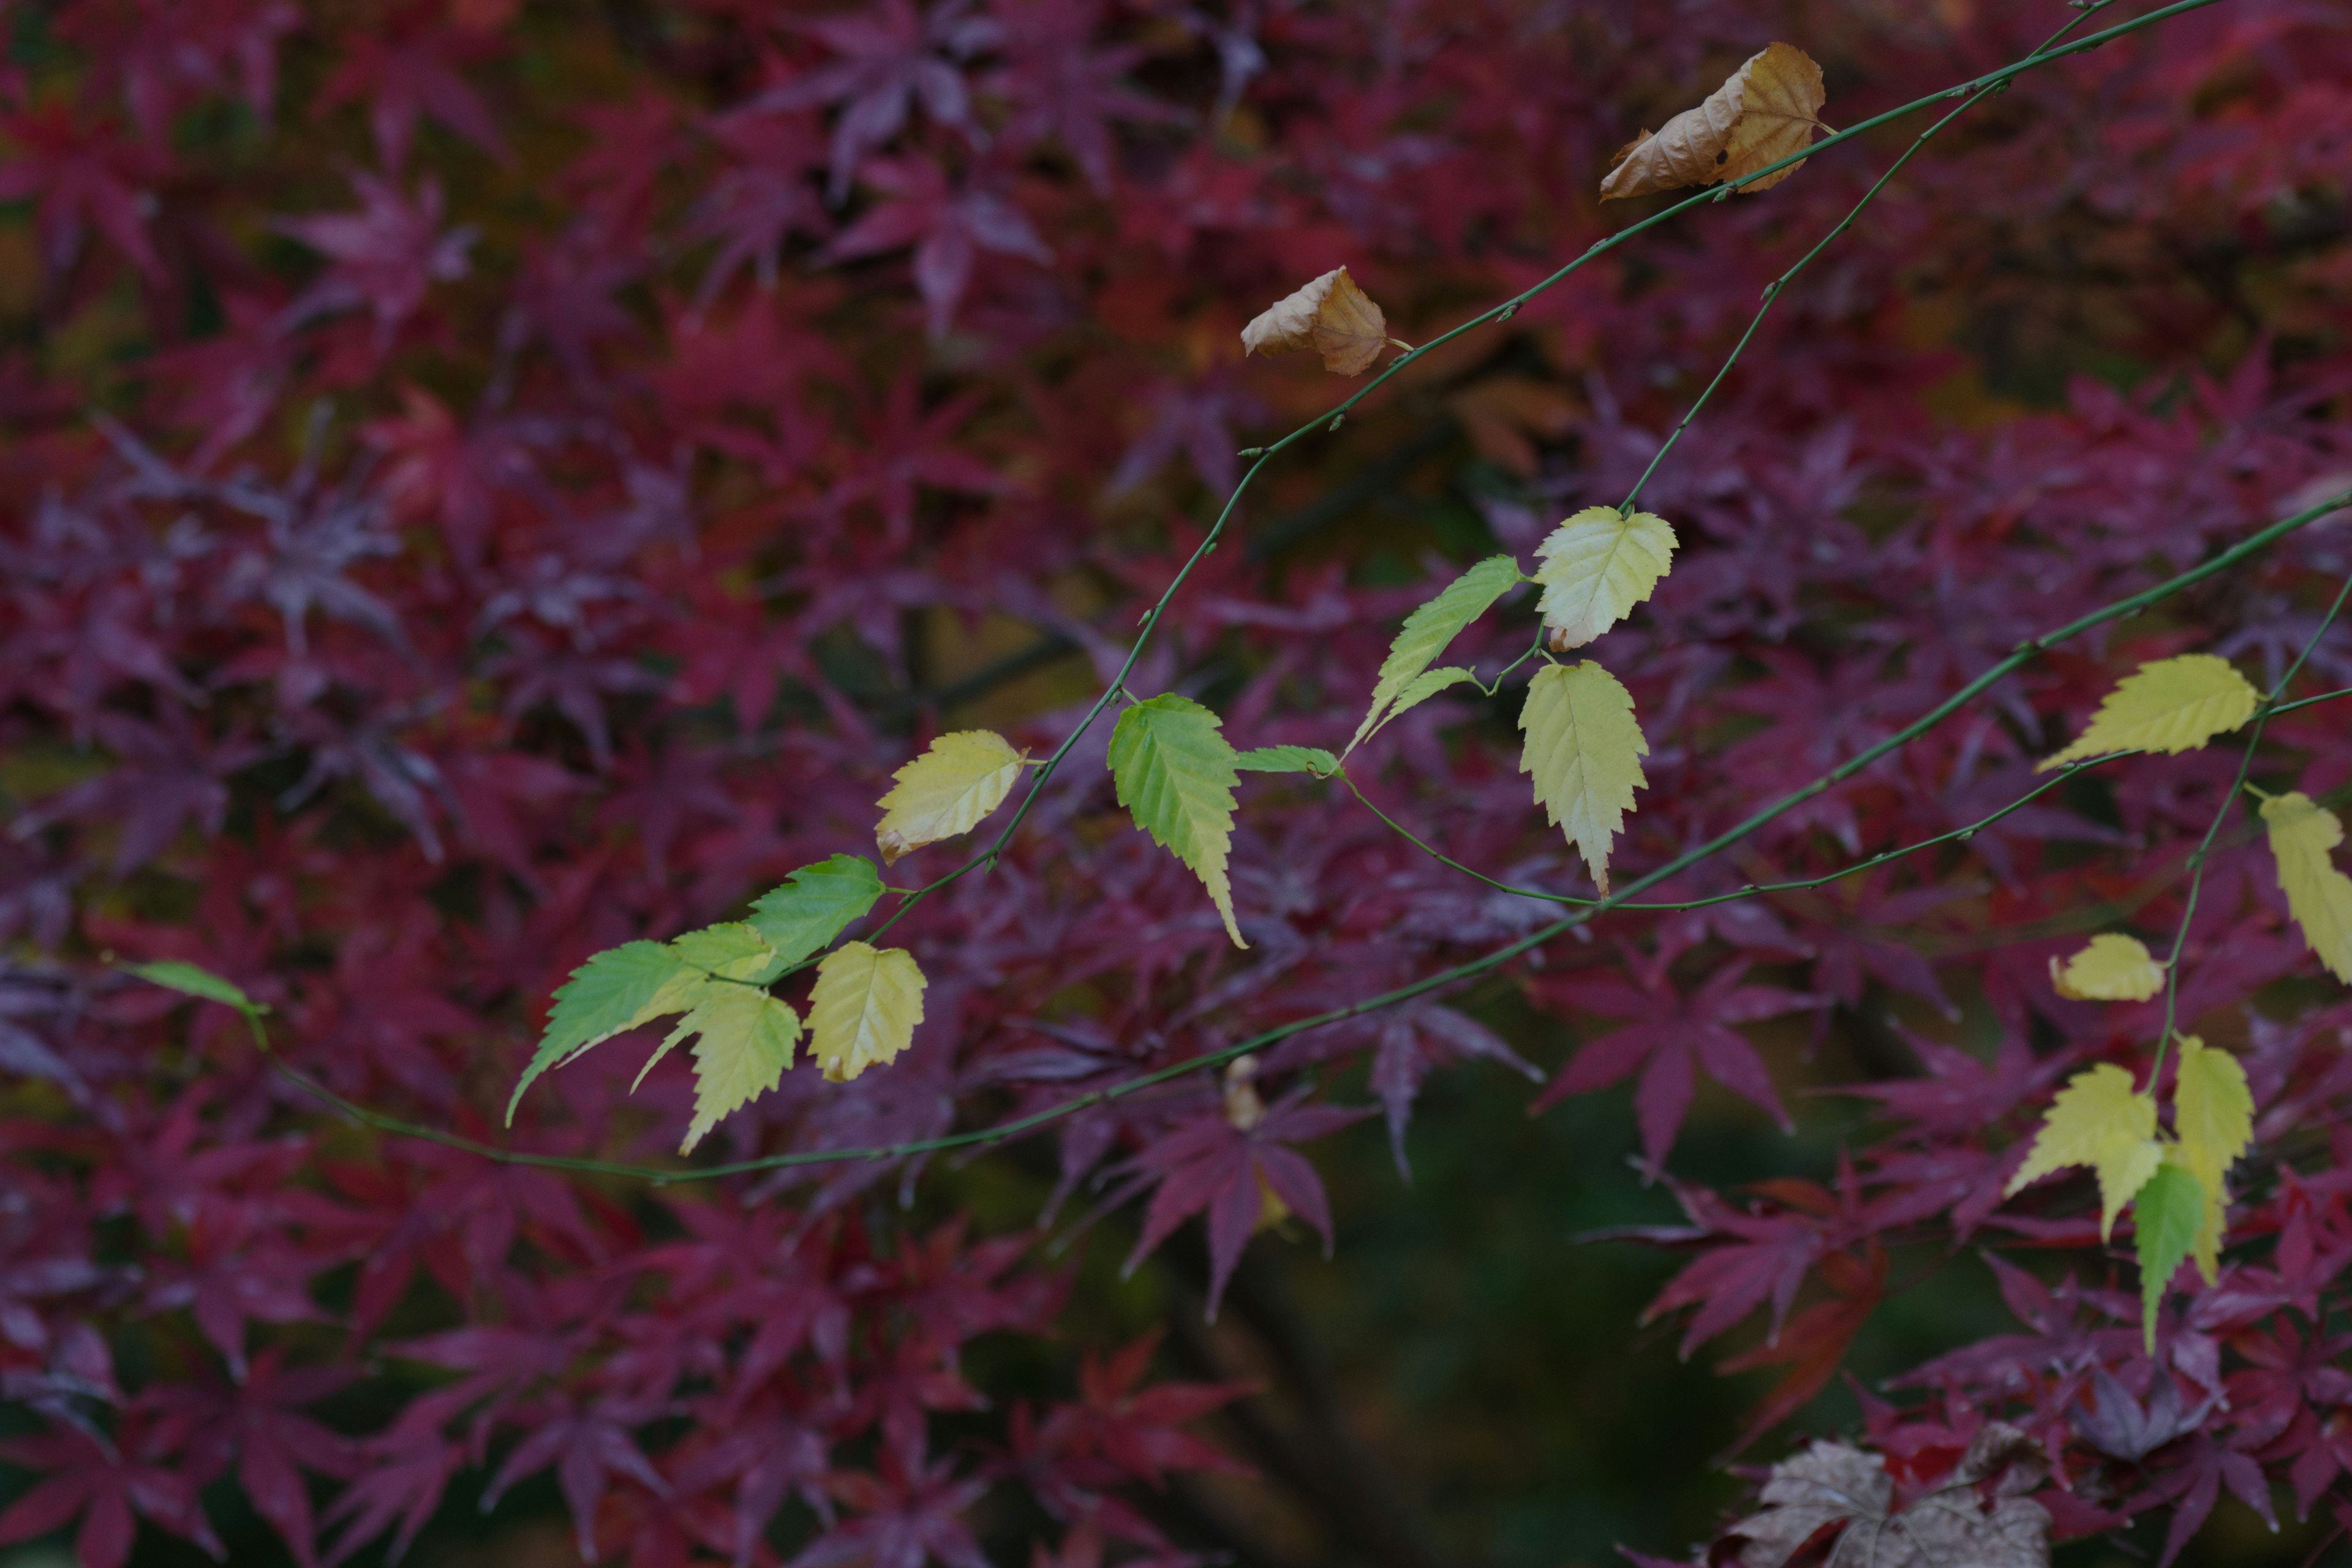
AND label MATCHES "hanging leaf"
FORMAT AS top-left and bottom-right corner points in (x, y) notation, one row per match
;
(1234, 745), (1340, 775)
(1348, 556), (1521, 755)
(1240, 266), (1393, 375)
(671, 922), (786, 984)
(2170, 1035), (2252, 1281)
(1108, 694), (1248, 948)
(2261, 790), (2352, 984)
(510, 941), (703, 1121)
(124, 959), (260, 1015)
(676, 986), (801, 1154)
(2048, 933), (2166, 1002)
(2132, 1161), (2204, 1352)
(1532, 506), (1678, 651)
(1517, 660), (1648, 895)
(747, 854), (886, 966)
(2037, 653), (2260, 772)
(1600, 42), (1827, 202)
(2004, 1063), (2158, 1240)
(873, 729), (1028, 864)
(808, 941), (927, 1083)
